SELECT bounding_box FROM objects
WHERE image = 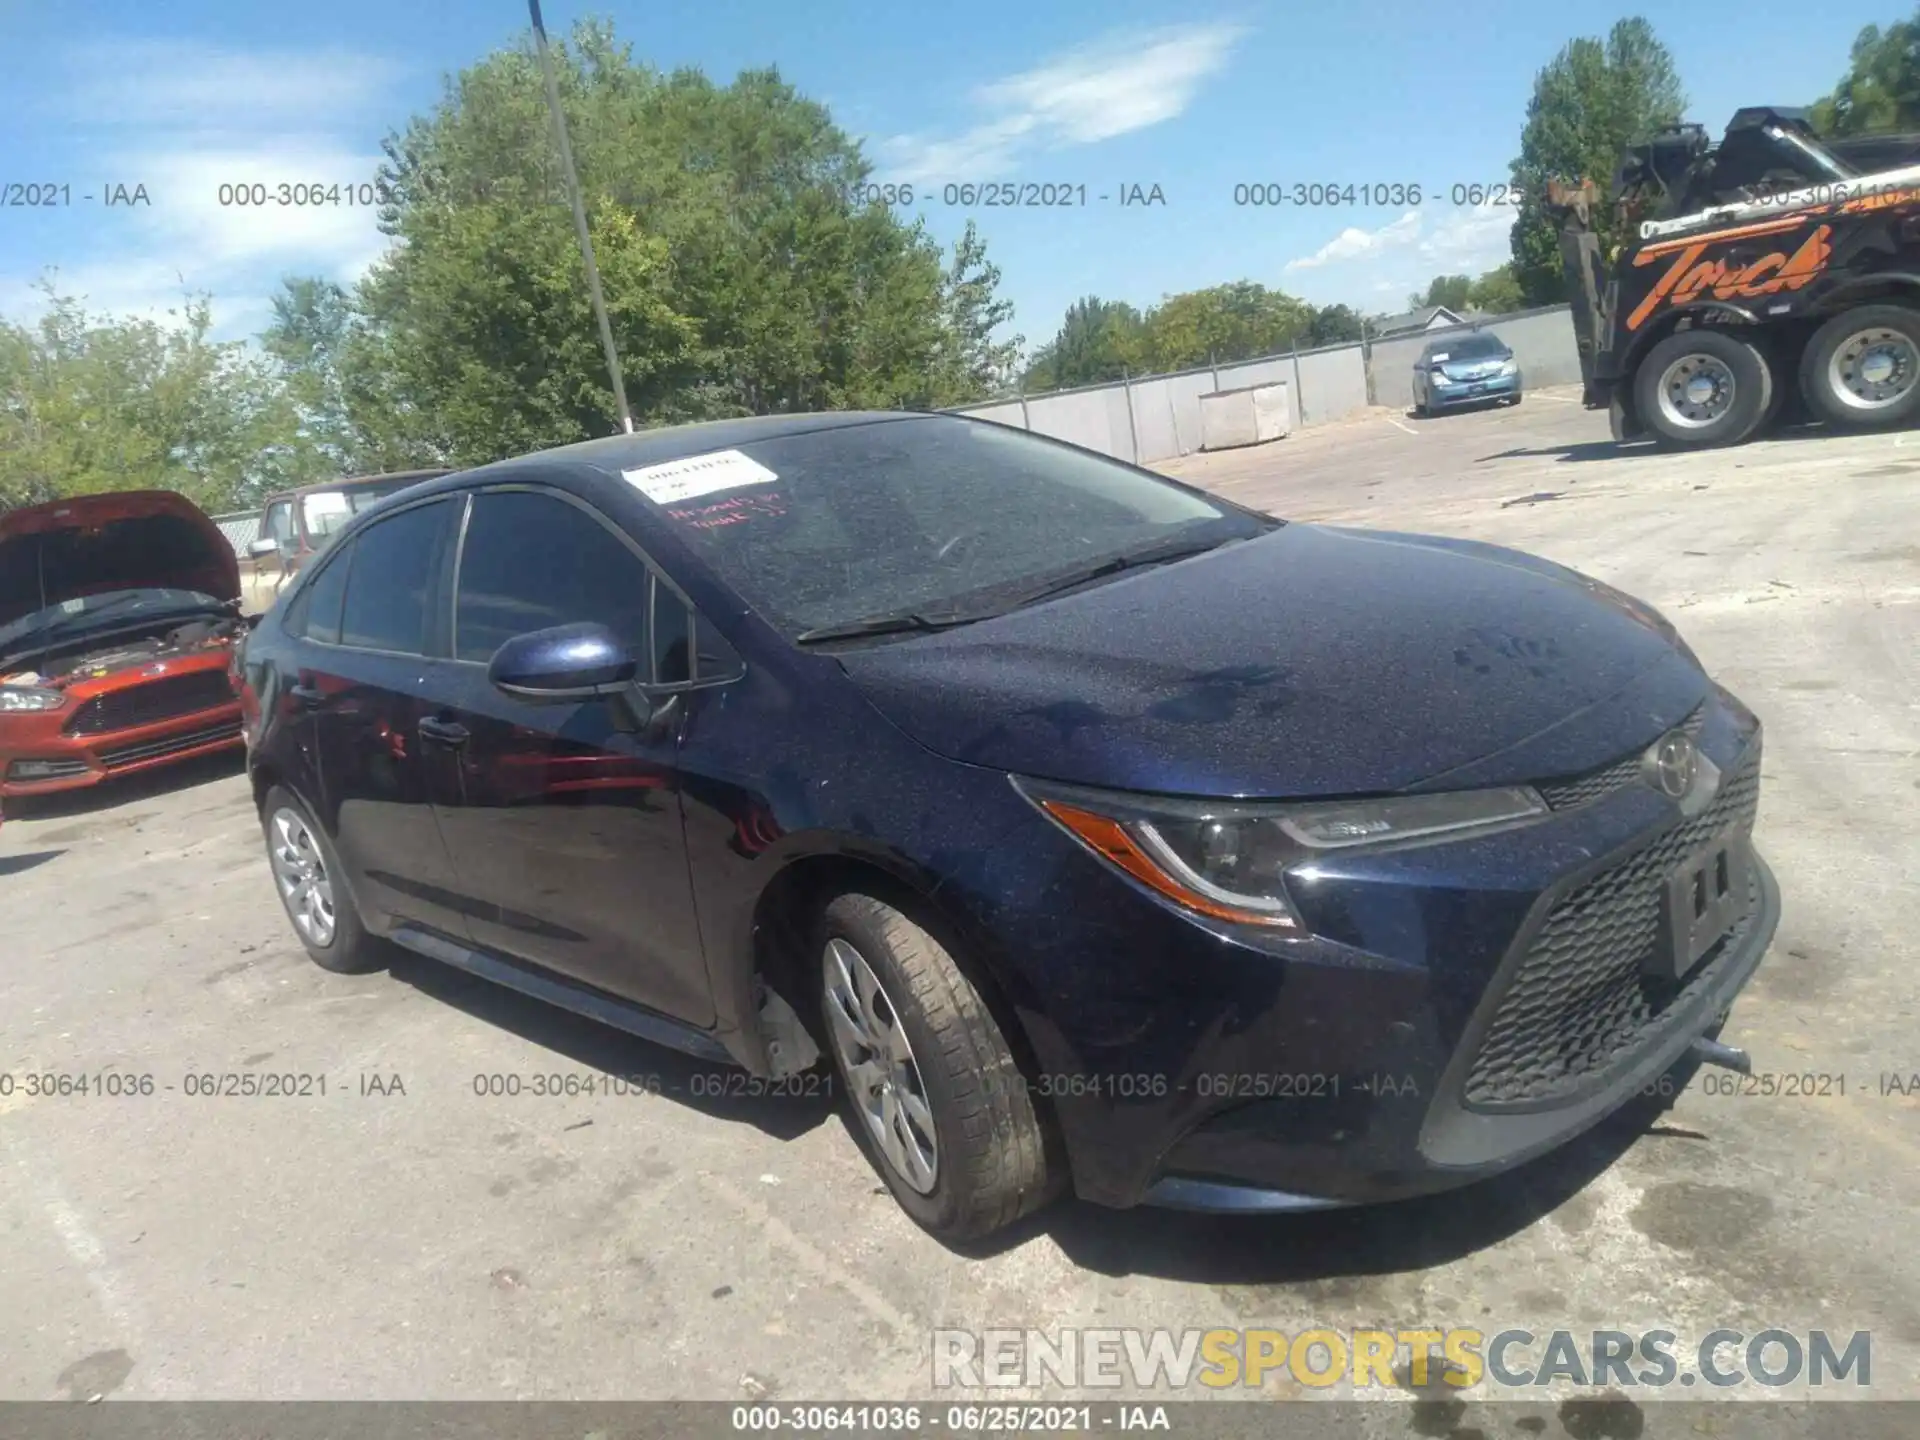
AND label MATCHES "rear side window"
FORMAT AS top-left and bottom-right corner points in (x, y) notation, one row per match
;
(284, 549), (350, 645)
(454, 490), (652, 665)
(338, 500), (455, 655)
